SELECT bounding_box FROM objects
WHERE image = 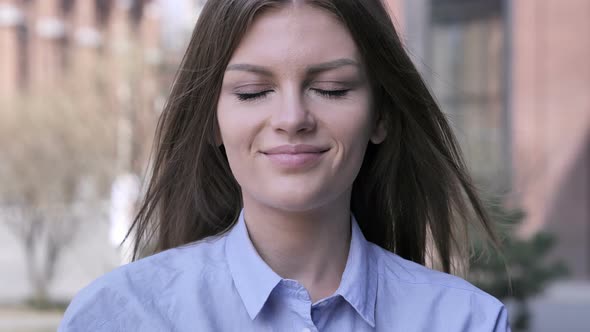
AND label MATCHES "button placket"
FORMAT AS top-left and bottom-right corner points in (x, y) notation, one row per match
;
(281, 279), (317, 332)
